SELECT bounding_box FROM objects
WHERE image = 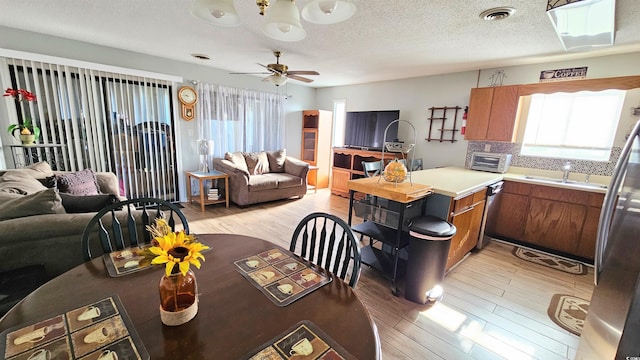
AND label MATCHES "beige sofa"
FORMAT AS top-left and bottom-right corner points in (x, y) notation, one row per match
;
(212, 150), (309, 206)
